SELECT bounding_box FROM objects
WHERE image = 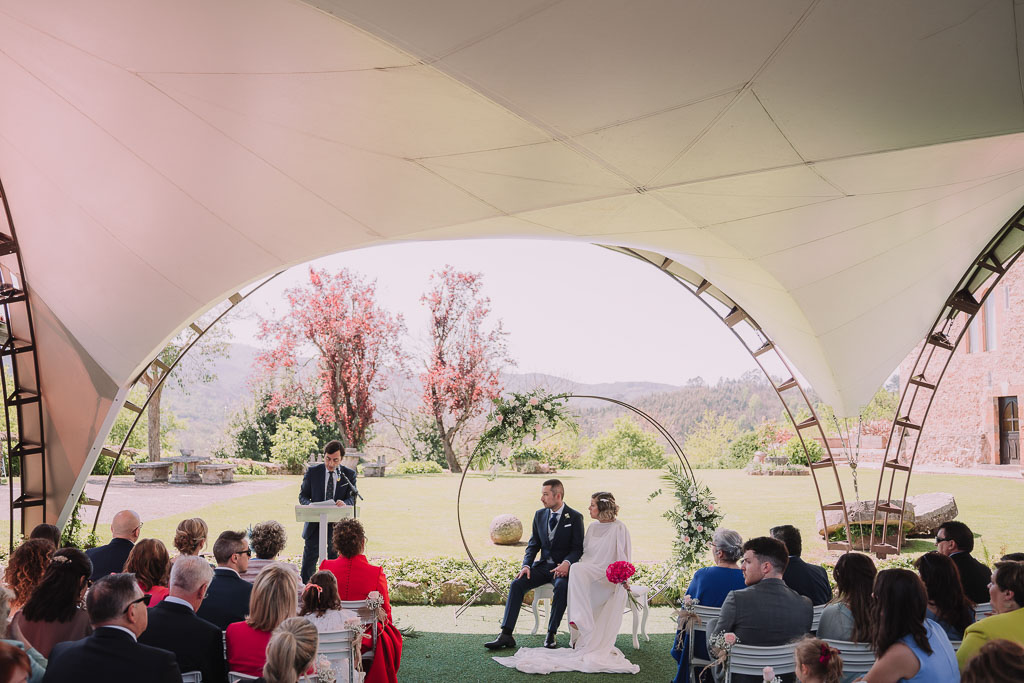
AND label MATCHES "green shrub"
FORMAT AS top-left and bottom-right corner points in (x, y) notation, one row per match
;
(236, 461), (268, 476)
(783, 436), (823, 466)
(724, 430), (760, 469)
(394, 460), (444, 475)
(590, 417), (667, 469)
(269, 416), (319, 474)
(520, 460), (543, 474)
(92, 450), (140, 475)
